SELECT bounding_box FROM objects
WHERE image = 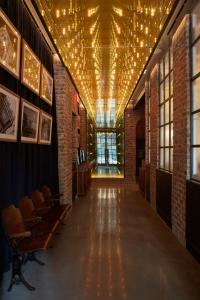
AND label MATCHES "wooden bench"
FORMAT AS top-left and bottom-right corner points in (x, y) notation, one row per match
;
(1, 185), (72, 292)
(1, 205), (54, 291)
